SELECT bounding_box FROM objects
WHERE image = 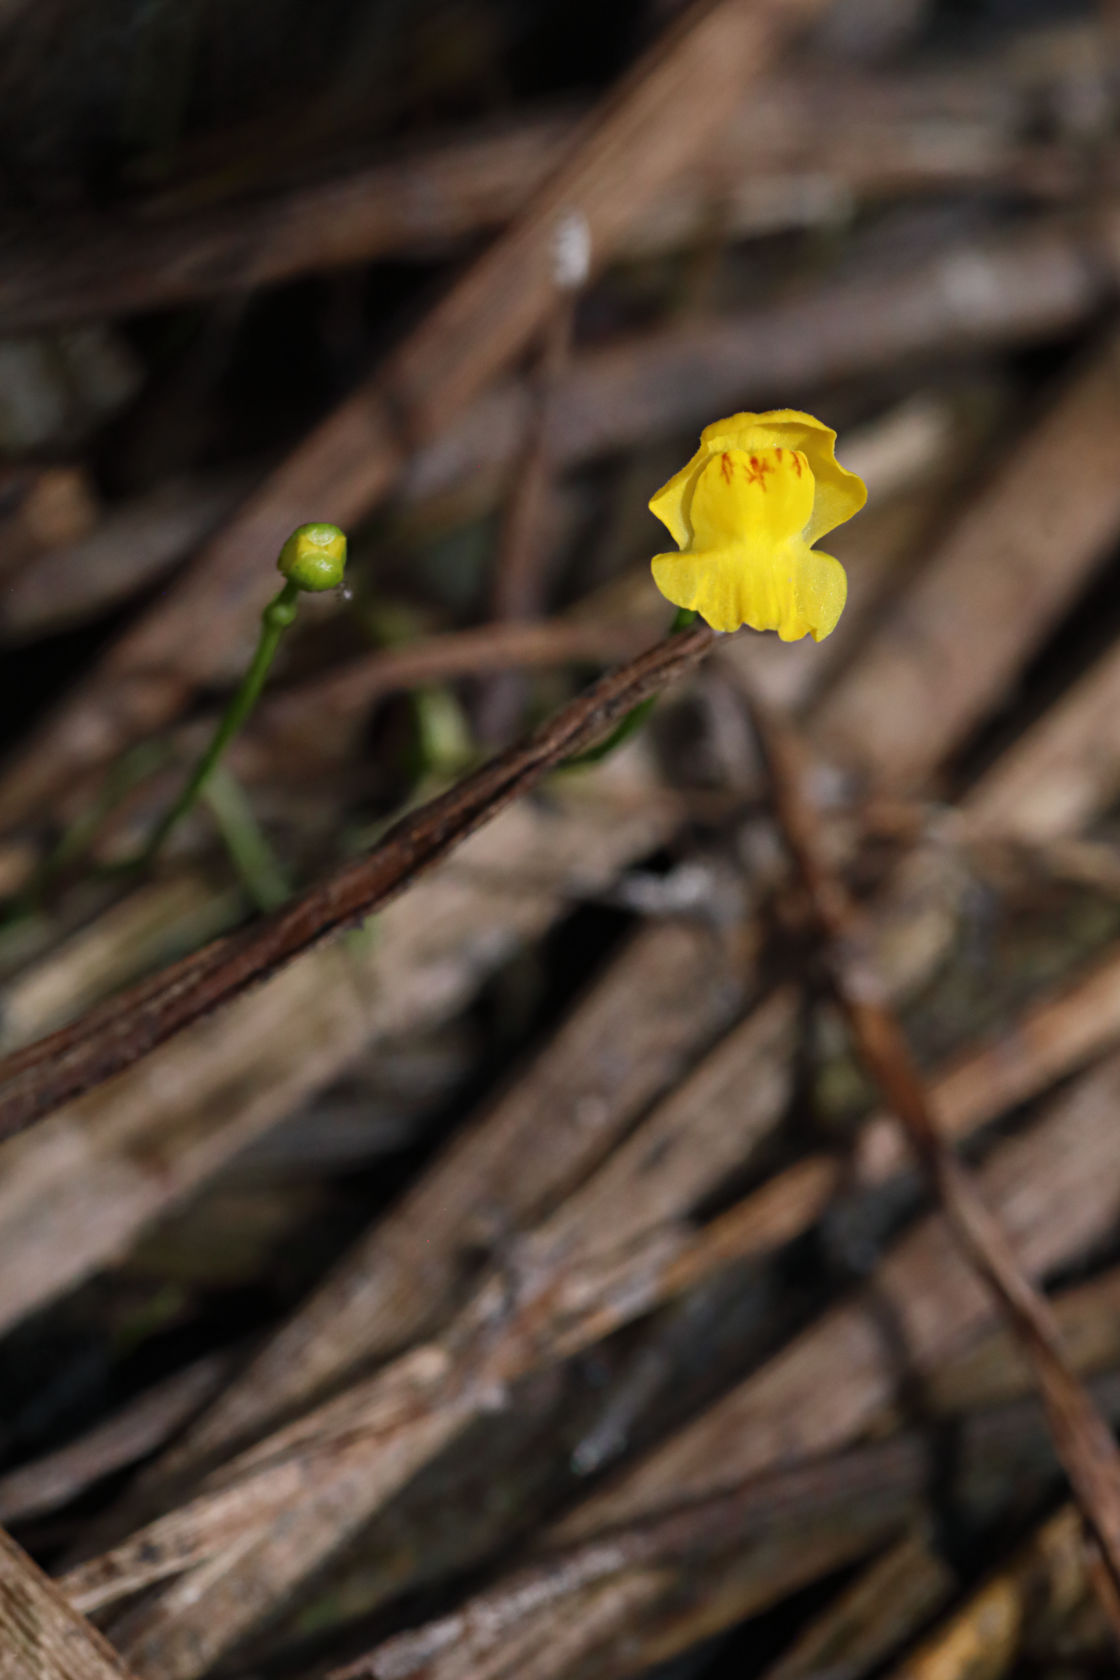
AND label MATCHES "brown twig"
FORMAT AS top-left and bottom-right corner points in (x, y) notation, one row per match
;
(480, 288), (577, 742)
(239, 612), (660, 773)
(258, 603), (654, 745)
(741, 674), (1120, 1641)
(53, 1022), (1120, 1667)
(91, 872), (1120, 1537)
(0, 623), (713, 1140)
